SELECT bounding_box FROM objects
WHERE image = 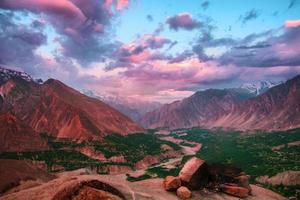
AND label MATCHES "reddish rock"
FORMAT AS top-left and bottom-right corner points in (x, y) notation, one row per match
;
(220, 183), (249, 198)
(134, 155), (160, 170)
(106, 165), (132, 175)
(0, 159), (55, 195)
(160, 144), (173, 151)
(234, 174), (251, 193)
(176, 186), (192, 199)
(77, 146), (107, 161)
(108, 156), (127, 163)
(163, 176), (181, 191)
(0, 113), (49, 152)
(179, 157), (209, 189)
(72, 186), (122, 200)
